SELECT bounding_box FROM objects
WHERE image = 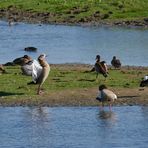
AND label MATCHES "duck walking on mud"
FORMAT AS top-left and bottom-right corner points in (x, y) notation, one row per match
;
(36, 54), (50, 95)
(96, 84), (117, 110)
